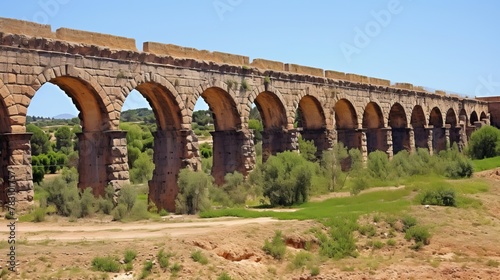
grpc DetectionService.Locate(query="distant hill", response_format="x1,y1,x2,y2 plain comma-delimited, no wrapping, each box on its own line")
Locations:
53,113,77,120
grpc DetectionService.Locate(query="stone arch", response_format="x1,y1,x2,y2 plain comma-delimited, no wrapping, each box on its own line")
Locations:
389,103,409,154
246,85,288,128
31,65,113,132
190,80,242,129
0,80,13,133
459,108,468,125
480,111,487,122
29,66,116,197
470,111,478,126
411,105,427,150
335,98,360,149
445,108,459,148
429,107,445,152
295,94,329,156
363,102,385,154
122,74,185,131
121,74,190,212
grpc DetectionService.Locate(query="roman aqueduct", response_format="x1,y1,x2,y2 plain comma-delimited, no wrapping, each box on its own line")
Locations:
0,18,496,211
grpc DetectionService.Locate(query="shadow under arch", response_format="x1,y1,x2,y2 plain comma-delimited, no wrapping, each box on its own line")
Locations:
429,107,445,152
389,103,409,154
362,102,385,154
296,95,329,156
334,98,360,150
411,105,428,150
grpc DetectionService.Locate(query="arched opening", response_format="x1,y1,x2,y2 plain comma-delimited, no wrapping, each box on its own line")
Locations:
429,107,445,152
362,102,385,154
296,95,328,157
334,99,360,150
0,88,12,208
27,77,110,196
196,86,243,185
388,103,409,154
470,111,479,126
411,105,427,150
124,81,185,212
480,111,488,122
253,91,287,162
445,108,459,148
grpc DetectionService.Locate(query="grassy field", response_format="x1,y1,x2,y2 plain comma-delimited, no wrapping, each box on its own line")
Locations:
472,156,500,171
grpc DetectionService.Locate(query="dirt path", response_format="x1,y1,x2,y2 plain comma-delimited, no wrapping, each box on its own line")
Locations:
0,217,283,242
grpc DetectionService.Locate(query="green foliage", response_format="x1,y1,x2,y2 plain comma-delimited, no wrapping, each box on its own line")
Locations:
191,250,208,265
118,185,137,211
139,260,154,279
248,118,263,142
130,153,154,184
54,126,74,154
298,137,317,162
473,155,500,171
401,215,417,232
310,266,320,276
27,124,51,156
358,224,376,237
439,144,474,178
387,239,397,246
348,148,363,173
91,256,121,272
157,248,171,269
350,175,368,195
404,225,431,247
262,230,286,260
321,142,349,191
417,187,456,207
367,151,389,179
317,216,358,259
291,251,313,269
222,171,248,206
260,151,315,206
199,142,213,158
240,79,249,90
175,169,212,214
128,200,150,221
80,188,97,217
372,240,385,249
192,110,214,127
31,155,46,183
467,125,500,159
218,272,233,280
123,249,137,264
170,263,182,274
112,204,128,221
32,207,46,222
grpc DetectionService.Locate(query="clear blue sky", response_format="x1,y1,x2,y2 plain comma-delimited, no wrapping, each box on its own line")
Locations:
2,1,499,117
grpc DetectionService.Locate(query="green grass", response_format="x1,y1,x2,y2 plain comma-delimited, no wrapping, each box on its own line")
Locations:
201,188,411,220
472,156,500,171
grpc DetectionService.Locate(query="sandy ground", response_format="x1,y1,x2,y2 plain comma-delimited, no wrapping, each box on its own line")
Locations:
1,170,500,279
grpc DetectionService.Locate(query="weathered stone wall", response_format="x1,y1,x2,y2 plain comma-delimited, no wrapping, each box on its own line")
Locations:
0,18,492,211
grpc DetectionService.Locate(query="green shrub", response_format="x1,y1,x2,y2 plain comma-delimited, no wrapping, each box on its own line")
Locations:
262,230,286,260
310,266,320,276
98,197,114,215
124,262,133,272
318,217,358,259
387,239,397,246
372,240,385,249
112,204,128,221
118,185,137,211
191,250,208,265
367,151,390,179
175,169,212,214
467,125,500,159
128,200,150,221
157,249,171,269
158,209,168,216
298,137,317,162
418,187,456,207
358,224,376,237
350,175,368,195
405,225,431,246
217,272,233,280
80,188,97,217
291,251,313,269
139,260,154,279
123,249,137,264
401,215,417,232
170,263,182,274
33,207,46,222
91,256,121,272
260,151,315,206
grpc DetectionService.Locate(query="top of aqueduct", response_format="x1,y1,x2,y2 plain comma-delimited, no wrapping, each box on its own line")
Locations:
0,17,483,101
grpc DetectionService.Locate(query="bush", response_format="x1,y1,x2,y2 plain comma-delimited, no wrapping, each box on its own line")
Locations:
33,207,46,222
175,169,212,214
157,248,171,269
260,151,315,206
263,230,286,260
118,185,137,211
321,142,348,191
112,204,128,221
140,260,154,279
91,256,121,272
467,125,500,159
318,217,358,259
298,137,317,162
218,272,233,280
291,251,313,269
418,187,456,207
358,224,376,237
367,151,390,179
80,188,97,217
401,215,417,232
123,249,137,264
387,239,397,246
405,225,431,246
130,153,154,184
191,250,208,265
